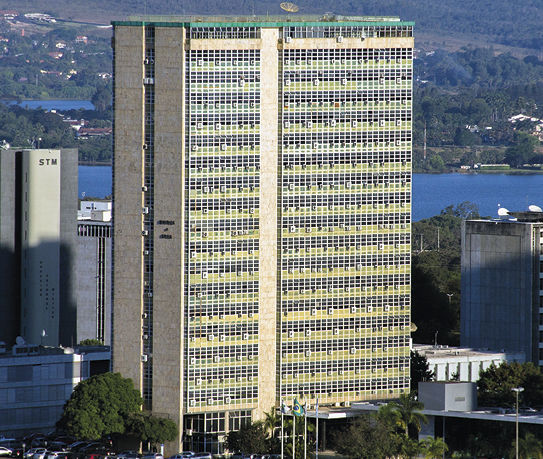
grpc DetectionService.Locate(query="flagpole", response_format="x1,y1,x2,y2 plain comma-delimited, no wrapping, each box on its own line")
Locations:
281,410,284,459
293,410,295,459
304,402,307,459
315,397,319,459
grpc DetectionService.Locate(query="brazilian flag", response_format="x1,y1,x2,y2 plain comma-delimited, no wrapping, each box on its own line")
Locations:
293,398,305,417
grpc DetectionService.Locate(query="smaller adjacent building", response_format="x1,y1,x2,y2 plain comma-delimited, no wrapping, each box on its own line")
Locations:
414,344,525,382
0,343,110,437
77,201,112,345
461,213,543,366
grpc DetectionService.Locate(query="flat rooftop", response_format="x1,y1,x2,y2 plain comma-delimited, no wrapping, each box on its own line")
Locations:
413,343,524,359
114,14,413,26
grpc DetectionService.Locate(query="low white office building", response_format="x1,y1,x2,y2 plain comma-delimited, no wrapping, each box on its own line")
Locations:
413,344,525,382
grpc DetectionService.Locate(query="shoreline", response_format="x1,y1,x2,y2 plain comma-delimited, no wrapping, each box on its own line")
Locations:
79,161,112,166
413,169,543,175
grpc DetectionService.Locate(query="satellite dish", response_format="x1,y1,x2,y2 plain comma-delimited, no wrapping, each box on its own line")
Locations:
41,330,46,337
497,207,509,216
529,205,543,212
280,2,299,12
15,336,26,346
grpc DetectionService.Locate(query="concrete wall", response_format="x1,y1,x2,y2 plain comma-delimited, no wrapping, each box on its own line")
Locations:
111,25,146,390
461,220,539,362
419,381,477,411
77,230,112,345
21,149,61,347
0,151,19,349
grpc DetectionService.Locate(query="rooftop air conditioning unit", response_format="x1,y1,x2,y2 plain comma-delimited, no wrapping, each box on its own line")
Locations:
285,36,292,43
337,36,343,43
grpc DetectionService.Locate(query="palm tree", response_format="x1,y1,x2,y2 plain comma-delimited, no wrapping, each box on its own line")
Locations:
263,406,280,438
389,391,428,436
510,432,543,459
376,402,402,434
396,434,426,459
424,437,448,459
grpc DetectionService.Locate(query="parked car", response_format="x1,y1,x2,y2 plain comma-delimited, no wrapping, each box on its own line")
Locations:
168,453,194,459
24,449,45,459
142,454,163,459
78,445,104,454
83,453,104,459
48,452,68,459
116,453,140,459
0,447,14,457
33,449,49,459
192,454,212,459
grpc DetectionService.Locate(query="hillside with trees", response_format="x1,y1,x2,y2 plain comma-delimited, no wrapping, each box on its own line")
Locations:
3,0,543,55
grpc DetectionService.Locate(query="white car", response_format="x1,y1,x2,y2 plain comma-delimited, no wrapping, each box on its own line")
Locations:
47,452,66,459
33,450,48,459
24,449,46,459
143,454,164,459
0,447,14,457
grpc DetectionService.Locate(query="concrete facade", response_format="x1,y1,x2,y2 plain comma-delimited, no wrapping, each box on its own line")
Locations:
112,16,413,454
461,218,543,365
418,381,477,412
0,149,78,349
77,220,112,345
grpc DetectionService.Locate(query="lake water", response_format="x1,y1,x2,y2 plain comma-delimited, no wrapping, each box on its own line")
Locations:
413,173,543,220
10,100,94,111
79,165,112,199
78,167,543,221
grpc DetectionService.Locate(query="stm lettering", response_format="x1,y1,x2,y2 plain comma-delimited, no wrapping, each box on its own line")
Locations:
38,159,58,165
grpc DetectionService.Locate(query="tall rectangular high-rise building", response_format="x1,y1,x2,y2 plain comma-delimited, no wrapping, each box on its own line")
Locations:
0,148,78,349
112,15,413,453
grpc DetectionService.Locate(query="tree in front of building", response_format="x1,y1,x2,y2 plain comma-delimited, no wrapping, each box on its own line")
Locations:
331,415,397,459
509,432,543,459
388,392,428,437
78,338,103,346
478,361,543,407
424,437,449,459
224,420,268,454
57,372,178,446
411,350,435,391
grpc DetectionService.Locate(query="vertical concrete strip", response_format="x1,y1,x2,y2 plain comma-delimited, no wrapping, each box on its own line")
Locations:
256,27,279,419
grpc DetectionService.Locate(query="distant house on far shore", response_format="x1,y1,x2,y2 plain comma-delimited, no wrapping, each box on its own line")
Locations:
0,10,18,19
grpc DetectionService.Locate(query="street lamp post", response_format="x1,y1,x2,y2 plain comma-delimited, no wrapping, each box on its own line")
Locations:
512,387,524,459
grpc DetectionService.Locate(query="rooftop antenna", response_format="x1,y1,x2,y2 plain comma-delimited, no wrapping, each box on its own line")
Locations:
280,2,299,13
498,206,509,218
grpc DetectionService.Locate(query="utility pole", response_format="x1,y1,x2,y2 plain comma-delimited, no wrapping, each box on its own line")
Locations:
423,121,427,161
512,387,524,459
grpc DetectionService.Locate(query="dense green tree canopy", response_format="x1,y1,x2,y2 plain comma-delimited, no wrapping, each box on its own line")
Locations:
225,420,269,454
57,372,143,439
78,338,103,346
332,415,396,459
57,372,178,446
127,413,178,445
478,362,543,407
411,203,482,344
410,351,435,392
